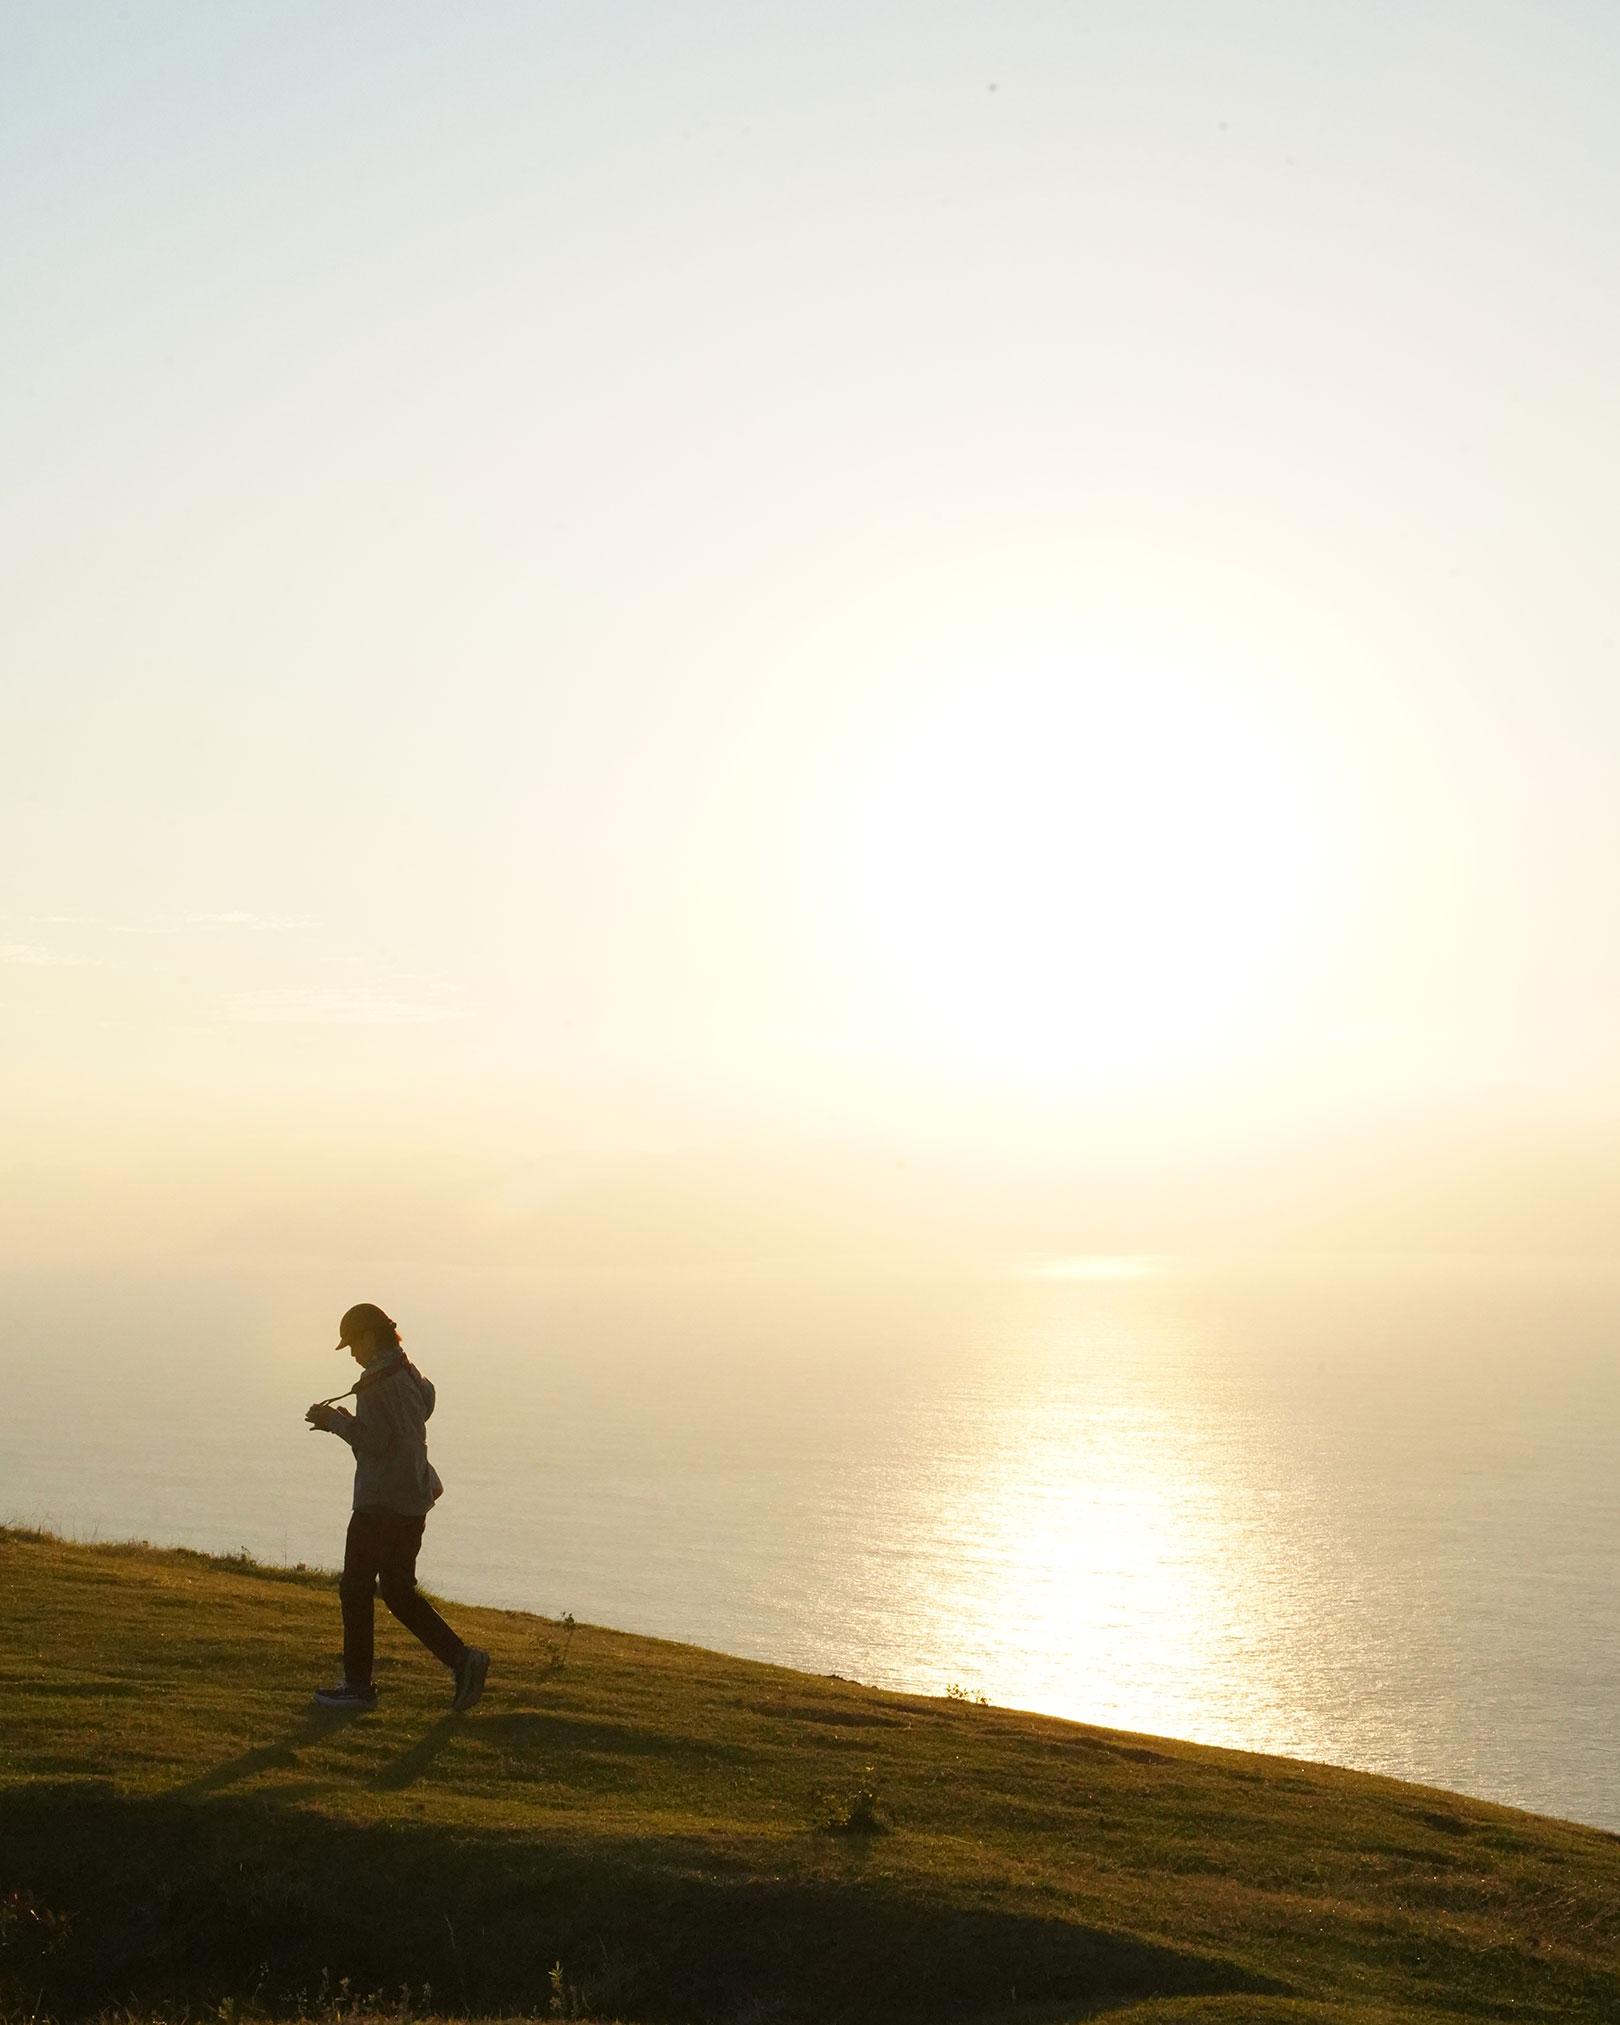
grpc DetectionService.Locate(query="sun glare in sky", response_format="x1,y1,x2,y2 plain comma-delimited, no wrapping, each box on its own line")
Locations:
828,640,1329,1080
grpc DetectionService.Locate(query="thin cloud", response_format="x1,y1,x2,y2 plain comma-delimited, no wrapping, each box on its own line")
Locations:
1,943,94,967
117,912,311,935
224,988,452,1026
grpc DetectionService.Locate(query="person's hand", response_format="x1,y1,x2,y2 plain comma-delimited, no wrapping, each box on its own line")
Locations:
306,1402,340,1430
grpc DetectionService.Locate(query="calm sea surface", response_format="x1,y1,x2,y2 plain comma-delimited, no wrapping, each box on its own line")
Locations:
4,1259,1618,1829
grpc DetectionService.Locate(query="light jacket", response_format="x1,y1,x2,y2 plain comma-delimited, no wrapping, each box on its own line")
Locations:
327,1349,445,1516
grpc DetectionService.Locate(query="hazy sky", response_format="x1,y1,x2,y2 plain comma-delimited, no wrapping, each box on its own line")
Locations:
4,1,1619,1272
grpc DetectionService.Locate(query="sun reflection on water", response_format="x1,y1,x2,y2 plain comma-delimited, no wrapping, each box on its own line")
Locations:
801,1306,1297,1747
769,1272,1604,1807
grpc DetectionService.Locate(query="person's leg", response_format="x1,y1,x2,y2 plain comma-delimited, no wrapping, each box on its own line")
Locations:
339,1509,387,1687
374,1511,468,1670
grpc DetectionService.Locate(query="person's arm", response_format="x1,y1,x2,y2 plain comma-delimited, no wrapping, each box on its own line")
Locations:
343,1377,399,1456
305,1396,392,1453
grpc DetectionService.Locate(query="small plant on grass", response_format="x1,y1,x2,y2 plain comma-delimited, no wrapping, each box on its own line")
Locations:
549,1956,584,2018
312,1968,356,2022
820,1784,888,1835
545,1610,578,1671
945,1681,989,1705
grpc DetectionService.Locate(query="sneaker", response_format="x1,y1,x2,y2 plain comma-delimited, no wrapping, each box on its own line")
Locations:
452,1646,489,1712
313,1679,378,1711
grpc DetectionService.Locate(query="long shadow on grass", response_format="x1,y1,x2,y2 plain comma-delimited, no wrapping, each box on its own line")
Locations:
474,1708,758,1763
170,1706,366,1797
370,1713,459,1791
367,1706,745,1795
0,1785,1283,2025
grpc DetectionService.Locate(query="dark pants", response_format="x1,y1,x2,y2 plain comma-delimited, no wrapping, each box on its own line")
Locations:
340,1507,466,1687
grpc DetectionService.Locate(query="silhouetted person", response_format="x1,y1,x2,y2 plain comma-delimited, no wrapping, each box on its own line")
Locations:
305,1302,488,1712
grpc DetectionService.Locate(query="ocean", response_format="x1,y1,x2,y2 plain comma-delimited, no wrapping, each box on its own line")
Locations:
4,1257,1618,1830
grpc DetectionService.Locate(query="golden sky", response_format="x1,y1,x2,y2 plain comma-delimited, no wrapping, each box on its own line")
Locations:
4,3,1619,1273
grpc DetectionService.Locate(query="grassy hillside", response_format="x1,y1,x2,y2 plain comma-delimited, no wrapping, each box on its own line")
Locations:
1,1529,1617,2024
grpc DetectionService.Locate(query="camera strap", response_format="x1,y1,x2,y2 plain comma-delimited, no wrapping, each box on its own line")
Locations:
314,1351,406,1411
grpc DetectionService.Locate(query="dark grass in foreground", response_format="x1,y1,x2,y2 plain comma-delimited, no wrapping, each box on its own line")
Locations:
1,1532,1617,2024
